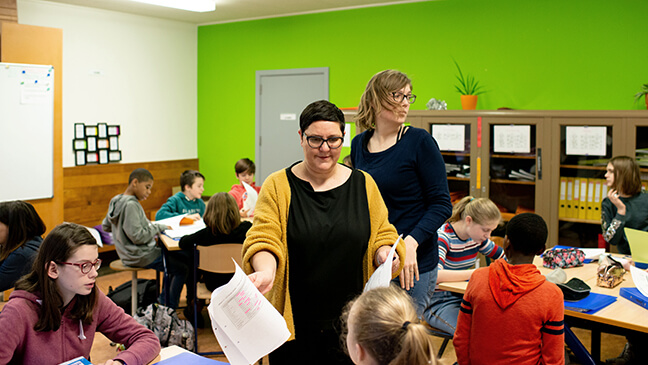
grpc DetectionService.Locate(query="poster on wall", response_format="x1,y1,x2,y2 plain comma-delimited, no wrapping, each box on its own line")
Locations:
431,124,466,152
73,123,122,166
493,125,531,153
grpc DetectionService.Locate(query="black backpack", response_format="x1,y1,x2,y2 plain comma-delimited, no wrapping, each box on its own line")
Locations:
107,279,158,315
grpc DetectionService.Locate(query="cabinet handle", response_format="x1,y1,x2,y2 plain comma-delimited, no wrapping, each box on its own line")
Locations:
537,148,542,180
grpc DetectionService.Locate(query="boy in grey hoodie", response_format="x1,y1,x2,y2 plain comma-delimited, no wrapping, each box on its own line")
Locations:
103,168,189,309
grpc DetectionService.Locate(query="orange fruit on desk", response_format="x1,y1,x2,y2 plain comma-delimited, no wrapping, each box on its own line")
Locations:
179,217,194,225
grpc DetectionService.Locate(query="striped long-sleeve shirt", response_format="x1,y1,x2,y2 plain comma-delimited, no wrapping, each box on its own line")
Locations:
437,222,505,270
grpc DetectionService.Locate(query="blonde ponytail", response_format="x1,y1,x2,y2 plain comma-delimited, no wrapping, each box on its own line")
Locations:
448,196,501,225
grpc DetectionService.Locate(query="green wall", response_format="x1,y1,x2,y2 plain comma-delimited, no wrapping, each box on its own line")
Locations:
197,0,648,194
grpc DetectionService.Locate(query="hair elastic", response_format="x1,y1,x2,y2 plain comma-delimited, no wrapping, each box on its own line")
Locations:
401,321,411,331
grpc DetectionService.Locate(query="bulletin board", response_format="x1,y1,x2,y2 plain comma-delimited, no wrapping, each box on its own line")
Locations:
0,63,54,201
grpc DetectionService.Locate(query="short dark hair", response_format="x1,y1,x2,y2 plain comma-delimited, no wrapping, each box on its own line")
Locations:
235,158,256,175
180,170,205,191
506,213,548,256
128,168,154,184
299,100,345,133
0,201,46,261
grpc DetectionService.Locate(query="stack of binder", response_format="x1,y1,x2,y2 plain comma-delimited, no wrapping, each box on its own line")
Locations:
558,177,607,221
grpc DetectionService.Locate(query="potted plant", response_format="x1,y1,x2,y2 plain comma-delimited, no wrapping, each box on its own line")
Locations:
635,83,648,110
454,60,484,110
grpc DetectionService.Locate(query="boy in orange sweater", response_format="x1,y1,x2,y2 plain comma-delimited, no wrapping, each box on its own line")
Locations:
454,213,564,365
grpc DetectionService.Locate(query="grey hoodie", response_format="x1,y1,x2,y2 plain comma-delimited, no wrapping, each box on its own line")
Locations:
102,194,166,267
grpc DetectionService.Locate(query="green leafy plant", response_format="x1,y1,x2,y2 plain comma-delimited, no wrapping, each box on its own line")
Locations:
453,60,484,95
634,83,648,102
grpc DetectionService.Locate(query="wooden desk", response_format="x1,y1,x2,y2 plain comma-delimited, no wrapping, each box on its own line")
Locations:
438,256,648,364
159,234,181,251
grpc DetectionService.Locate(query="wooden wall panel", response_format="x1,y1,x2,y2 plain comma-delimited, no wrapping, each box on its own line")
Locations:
0,0,17,23
1,22,63,234
63,159,199,228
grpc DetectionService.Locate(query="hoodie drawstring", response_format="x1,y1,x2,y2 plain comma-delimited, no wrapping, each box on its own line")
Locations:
78,319,87,340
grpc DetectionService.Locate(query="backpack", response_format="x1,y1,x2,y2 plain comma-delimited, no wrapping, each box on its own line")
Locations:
134,303,195,352
107,279,158,315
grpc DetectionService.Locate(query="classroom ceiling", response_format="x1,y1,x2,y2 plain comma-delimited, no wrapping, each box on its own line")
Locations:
43,0,430,25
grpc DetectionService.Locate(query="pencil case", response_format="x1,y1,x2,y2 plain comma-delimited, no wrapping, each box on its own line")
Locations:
597,255,625,288
543,248,585,269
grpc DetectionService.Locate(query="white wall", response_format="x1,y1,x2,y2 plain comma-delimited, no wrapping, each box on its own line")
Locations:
17,0,197,167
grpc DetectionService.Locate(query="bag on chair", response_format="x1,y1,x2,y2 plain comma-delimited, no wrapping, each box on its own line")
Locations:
134,303,195,351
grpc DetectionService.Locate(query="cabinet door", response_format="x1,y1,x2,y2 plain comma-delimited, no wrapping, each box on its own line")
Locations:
551,118,624,248
482,117,547,225
416,116,480,202
627,119,648,188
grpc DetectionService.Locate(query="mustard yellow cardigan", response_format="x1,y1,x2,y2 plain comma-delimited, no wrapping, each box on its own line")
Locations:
242,168,404,340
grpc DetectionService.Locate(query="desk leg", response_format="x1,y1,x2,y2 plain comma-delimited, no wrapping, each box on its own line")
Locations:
161,245,170,307
591,329,601,364
565,325,595,365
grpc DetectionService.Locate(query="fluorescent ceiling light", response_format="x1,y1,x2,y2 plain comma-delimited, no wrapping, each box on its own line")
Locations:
129,0,216,12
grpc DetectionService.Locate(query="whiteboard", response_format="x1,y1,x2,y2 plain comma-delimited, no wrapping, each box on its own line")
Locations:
0,63,54,201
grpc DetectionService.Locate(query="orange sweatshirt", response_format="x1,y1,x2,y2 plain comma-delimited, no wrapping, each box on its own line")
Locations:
454,259,564,365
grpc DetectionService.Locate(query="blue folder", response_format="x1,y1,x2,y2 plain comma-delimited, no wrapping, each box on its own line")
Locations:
564,292,617,314
619,287,648,310
154,352,228,365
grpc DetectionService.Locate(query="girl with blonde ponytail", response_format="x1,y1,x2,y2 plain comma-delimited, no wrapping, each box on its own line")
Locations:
342,284,437,365
427,196,504,335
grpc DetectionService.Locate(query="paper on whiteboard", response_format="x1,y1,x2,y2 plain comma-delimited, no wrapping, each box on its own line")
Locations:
630,265,648,298
565,126,607,156
154,214,206,239
242,181,258,215
207,261,290,365
364,235,401,292
493,125,531,153
432,124,465,151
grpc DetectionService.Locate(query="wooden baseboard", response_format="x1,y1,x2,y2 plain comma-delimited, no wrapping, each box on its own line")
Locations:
63,159,199,227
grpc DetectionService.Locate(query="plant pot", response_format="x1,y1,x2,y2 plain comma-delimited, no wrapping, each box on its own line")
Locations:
461,95,478,110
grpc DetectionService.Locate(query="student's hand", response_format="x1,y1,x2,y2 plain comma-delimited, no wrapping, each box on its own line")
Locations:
399,235,419,291
165,225,173,230
375,246,401,275
240,208,250,218
187,213,201,221
607,189,626,215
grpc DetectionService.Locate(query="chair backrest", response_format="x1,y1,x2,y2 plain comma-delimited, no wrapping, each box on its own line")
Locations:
197,244,244,274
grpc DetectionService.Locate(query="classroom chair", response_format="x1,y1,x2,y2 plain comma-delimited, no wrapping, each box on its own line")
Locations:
423,321,453,358
192,243,243,356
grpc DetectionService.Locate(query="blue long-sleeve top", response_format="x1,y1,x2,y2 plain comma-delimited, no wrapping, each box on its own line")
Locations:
351,127,452,273
0,236,42,291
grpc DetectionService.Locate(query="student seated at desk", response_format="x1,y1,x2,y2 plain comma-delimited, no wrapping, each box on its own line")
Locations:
428,196,505,335
179,193,252,326
454,213,564,365
228,158,261,218
155,170,206,221
0,223,160,365
0,201,46,292
102,168,190,309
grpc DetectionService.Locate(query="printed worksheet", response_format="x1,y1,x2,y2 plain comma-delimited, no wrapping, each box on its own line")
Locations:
241,181,258,216
207,261,290,365
154,214,206,239
364,235,401,292
630,265,648,298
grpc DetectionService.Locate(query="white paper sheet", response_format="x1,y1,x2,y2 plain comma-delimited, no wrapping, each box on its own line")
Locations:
431,124,465,152
207,261,290,365
493,125,531,153
154,214,206,239
242,181,258,216
630,265,648,298
580,248,606,260
364,235,401,292
565,126,607,156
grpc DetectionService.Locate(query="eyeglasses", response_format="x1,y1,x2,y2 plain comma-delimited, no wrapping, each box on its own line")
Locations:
391,92,417,104
57,258,102,274
304,133,344,149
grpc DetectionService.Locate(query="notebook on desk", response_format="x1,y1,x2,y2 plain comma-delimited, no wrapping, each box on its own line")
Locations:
624,227,648,269
564,292,617,314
